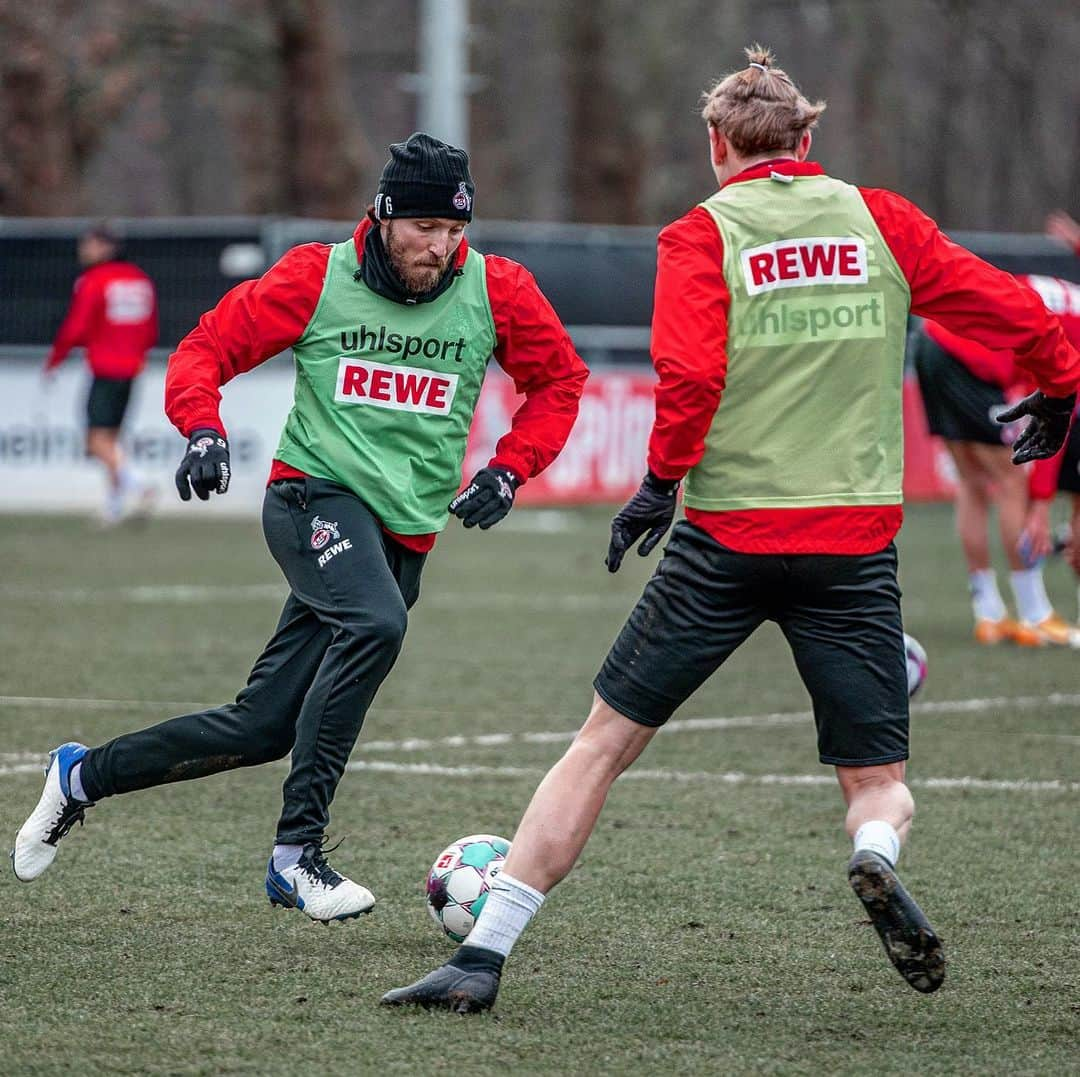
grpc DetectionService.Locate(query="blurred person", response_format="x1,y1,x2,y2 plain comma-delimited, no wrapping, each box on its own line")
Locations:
911,318,1075,645
1045,210,1080,257
384,46,1080,1012
13,134,589,923
44,224,158,524
1020,274,1080,629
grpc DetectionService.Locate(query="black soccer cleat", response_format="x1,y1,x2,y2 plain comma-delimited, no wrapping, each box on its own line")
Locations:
848,849,945,994
381,947,503,1013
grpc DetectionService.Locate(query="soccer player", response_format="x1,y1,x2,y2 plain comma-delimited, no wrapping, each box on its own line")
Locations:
1020,274,1080,627
384,47,1080,1011
911,318,1076,645
12,134,589,923
1045,210,1080,257
44,224,158,524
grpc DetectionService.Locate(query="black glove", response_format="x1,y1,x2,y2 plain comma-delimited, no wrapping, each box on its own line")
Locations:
449,466,520,529
996,390,1076,464
606,471,679,573
175,428,231,502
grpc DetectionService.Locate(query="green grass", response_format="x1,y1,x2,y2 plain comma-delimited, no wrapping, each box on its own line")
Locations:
0,504,1077,1075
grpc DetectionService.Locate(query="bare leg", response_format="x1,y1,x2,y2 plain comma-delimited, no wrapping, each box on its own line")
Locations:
839,760,944,992
501,693,659,893
836,761,913,845
86,427,123,491
944,441,992,572
970,441,1028,571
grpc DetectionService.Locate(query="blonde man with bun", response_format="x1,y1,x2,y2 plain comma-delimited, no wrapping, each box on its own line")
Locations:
385,48,1080,1012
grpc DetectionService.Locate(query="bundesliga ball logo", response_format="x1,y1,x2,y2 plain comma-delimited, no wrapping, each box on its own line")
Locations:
426,833,510,942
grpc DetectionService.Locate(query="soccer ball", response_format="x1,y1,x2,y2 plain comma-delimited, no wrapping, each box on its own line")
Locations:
426,833,511,943
904,632,928,698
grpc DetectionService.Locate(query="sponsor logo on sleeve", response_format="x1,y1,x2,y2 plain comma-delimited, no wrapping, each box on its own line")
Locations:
740,236,868,296
334,357,458,416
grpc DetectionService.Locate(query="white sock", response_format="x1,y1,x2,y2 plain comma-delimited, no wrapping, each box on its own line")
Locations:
69,761,89,803
1010,568,1053,624
272,844,304,870
969,569,1006,621
117,466,141,494
854,820,900,868
103,488,125,522
464,872,545,958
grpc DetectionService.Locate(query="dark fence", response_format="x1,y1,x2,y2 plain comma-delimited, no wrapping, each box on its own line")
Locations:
2,216,1077,358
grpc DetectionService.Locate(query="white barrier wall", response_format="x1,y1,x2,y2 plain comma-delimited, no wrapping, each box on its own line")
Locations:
0,358,296,516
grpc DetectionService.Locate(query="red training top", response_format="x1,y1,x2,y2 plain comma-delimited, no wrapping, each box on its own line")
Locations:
647,159,1080,554
165,219,588,552
46,261,158,379
1015,275,1080,499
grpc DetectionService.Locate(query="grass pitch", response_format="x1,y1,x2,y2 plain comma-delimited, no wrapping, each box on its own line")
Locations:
0,504,1077,1075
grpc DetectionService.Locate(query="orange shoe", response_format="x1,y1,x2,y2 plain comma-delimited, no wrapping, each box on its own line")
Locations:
974,617,1018,645
1014,613,1080,647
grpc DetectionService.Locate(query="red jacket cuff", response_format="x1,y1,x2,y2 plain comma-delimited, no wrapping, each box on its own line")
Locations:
186,417,228,439
489,456,527,486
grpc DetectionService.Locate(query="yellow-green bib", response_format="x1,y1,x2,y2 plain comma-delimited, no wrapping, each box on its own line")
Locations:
685,173,911,512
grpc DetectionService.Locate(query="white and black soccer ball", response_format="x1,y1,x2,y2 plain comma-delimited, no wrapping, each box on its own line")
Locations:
426,833,511,943
904,632,928,699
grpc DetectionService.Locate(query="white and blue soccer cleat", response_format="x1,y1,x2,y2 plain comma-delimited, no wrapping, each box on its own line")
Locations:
12,742,93,882
265,841,375,923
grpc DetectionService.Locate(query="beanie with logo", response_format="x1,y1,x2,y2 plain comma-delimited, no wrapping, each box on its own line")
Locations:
374,132,474,222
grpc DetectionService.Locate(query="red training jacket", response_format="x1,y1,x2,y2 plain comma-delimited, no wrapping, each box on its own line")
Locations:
647,159,1080,554
165,219,588,551
46,261,158,379
1016,275,1080,499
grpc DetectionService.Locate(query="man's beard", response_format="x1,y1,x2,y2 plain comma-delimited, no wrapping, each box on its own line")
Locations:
385,227,451,294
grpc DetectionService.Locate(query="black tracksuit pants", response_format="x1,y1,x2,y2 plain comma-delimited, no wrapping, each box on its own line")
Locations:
80,477,426,844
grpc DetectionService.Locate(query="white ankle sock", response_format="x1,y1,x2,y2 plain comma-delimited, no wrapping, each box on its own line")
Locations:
272,844,304,870
969,569,1006,622
69,761,88,803
854,820,900,868
1010,568,1052,624
464,872,545,958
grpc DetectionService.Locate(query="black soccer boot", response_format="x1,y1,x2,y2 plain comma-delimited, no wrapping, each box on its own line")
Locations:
380,945,504,1013
848,849,945,994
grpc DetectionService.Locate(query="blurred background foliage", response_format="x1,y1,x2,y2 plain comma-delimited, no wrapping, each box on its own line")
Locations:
0,0,1077,228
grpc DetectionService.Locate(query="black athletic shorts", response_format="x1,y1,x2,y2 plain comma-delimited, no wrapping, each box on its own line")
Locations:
86,376,134,430
1057,419,1080,495
912,330,1006,445
594,522,909,767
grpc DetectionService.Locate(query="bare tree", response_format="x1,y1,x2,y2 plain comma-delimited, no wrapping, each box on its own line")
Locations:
0,2,140,214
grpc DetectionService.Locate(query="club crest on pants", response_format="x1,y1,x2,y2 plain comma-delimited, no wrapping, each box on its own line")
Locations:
310,515,341,550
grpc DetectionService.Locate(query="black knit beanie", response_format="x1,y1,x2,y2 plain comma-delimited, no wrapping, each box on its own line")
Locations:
374,132,474,222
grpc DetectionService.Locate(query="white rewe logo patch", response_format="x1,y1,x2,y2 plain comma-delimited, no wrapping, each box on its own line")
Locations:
334,358,458,416
740,236,868,296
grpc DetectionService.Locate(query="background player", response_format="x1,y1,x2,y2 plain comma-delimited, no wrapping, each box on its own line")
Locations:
911,318,1075,645
384,46,1080,1012
13,135,589,924
44,224,158,524
1020,274,1080,627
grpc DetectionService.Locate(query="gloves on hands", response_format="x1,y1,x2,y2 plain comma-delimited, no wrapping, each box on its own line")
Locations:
449,466,520,529
606,471,679,573
175,428,231,502
997,390,1076,464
